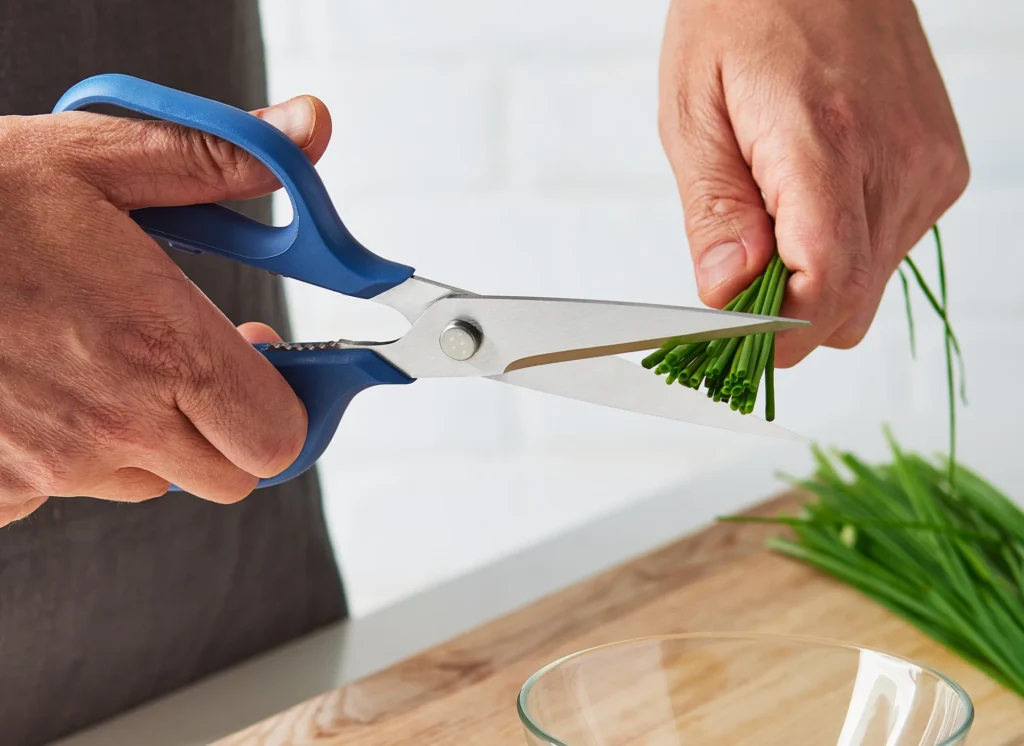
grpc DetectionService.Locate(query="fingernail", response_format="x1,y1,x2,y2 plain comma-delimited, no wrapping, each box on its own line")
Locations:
698,241,746,292
259,97,315,146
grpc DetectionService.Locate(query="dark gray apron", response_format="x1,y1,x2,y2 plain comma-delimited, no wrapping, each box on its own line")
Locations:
0,3,347,744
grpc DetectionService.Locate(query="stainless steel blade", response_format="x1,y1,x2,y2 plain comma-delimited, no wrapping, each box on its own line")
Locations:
371,275,464,323
377,295,808,379
492,355,805,441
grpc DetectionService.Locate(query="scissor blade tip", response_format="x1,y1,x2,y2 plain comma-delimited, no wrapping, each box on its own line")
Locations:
771,424,809,442
723,417,807,441
781,317,812,328
746,315,810,328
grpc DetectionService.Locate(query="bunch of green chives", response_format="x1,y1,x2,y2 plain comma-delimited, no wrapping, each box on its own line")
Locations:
724,435,1024,699
641,253,789,421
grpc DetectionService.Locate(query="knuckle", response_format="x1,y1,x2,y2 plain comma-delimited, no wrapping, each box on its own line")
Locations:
0,425,65,497
249,417,305,475
0,471,37,505
827,318,872,350
186,129,250,191
792,231,873,314
27,459,74,497
0,432,77,497
110,314,198,383
948,158,970,203
173,347,239,426
172,357,303,476
75,405,135,450
898,125,970,207
660,69,717,152
826,333,863,351
145,480,172,500
686,189,740,236
899,130,930,179
0,496,47,526
705,193,753,221
209,474,259,505
683,183,762,247
218,488,254,506
56,115,146,199
122,482,171,503
2,416,130,498
811,89,861,155
830,251,873,308
936,139,970,203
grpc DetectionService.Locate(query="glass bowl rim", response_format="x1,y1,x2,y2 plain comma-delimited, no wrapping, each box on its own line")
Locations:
517,631,974,746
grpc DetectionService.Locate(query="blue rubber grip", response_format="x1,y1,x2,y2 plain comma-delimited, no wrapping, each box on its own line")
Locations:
170,348,413,491
52,73,414,299
51,74,418,488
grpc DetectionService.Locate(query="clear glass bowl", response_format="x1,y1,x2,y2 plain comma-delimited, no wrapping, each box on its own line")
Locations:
518,633,973,745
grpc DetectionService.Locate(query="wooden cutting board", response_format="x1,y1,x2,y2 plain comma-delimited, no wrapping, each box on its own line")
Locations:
215,493,1024,745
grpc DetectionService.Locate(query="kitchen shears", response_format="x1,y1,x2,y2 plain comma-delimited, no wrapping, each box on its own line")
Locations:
53,74,808,489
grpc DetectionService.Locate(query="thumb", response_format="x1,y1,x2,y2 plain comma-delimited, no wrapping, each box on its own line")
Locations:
65,95,332,209
237,322,285,345
661,95,775,307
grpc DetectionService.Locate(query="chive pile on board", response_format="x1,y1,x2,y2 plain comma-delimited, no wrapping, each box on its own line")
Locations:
642,253,789,421
729,434,1024,698
720,227,1024,697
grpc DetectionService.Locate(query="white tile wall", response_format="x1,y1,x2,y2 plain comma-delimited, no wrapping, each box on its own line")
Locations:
505,60,670,189
257,0,1024,616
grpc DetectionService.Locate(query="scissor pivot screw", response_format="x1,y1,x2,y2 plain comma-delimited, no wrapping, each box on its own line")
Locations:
439,320,480,362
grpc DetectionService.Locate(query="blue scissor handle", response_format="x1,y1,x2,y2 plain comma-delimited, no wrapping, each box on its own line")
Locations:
52,73,415,299
52,74,418,489
164,348,411,491
244,348,413,488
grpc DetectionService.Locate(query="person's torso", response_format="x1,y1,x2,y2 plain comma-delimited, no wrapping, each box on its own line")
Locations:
0,3,346,744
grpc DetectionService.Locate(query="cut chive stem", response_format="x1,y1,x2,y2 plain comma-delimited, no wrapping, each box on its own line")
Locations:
681,351,708,379
678,345,706,370
709,335,744,381
705,337,728,359
648,251,789,418
665,342,699,365
689,355,714,388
